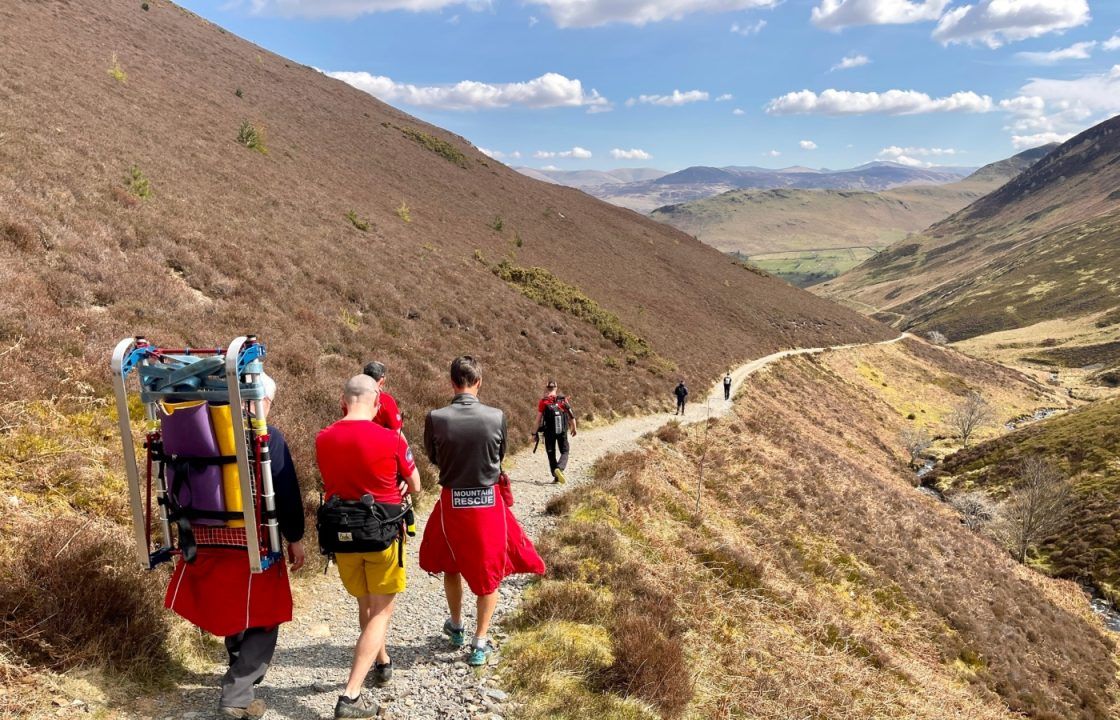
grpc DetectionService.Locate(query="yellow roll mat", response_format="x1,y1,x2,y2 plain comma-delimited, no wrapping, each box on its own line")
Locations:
209,403,245,528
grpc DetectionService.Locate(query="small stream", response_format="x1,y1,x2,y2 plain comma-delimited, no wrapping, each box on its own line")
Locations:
1089,595,1120,632
1004,407,1062,431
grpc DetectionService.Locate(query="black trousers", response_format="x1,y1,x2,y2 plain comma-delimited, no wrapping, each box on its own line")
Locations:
724,384,731,400
544,432,569,474
676,396,686,414
221,626,278,709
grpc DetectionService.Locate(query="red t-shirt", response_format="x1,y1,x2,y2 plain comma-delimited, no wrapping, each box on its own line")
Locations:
375,392,403,431
316,419,416,503
538,396,572,414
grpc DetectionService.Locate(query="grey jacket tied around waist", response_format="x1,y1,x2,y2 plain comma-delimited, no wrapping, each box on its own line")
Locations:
424,393,507,489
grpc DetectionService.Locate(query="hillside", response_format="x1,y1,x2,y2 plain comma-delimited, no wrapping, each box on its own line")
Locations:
816,116,1120,342
507,339,1117,720
935,398,1120,604
650,146,1054,287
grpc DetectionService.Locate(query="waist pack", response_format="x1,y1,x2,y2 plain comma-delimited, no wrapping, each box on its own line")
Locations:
317,497,406,556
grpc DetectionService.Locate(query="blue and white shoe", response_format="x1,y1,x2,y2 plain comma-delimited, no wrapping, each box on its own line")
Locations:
443,618,466,648
467,638,494,667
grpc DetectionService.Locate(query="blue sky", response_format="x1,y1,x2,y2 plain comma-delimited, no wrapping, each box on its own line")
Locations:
181,0,1120,171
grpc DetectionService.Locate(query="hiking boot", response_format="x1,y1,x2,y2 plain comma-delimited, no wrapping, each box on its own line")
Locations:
219,699,267,719
334,691,379,719
443,618,466,648
467,639,494,667
373,659,393,687
552,468,566,484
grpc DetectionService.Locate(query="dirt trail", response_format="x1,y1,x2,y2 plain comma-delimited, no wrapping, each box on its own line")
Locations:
143,334,906,720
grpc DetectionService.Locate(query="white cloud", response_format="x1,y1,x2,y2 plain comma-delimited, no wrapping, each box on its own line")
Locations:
1016,40,1095,64
766,88,993,115
610,148,653,160
800,140,818,150
716,93,734,101
478,148,521,159
876,145,960,166
249,0,488,16
626,89,710,107
1011,131,1075,148
732,108,746,115
811,0,948,30
534,146,594,159
831,54,871,71
731,19,767,35
764,150,782,157
1103,34,1120,51
540,164,561,171
523,0,780,28
528,14,539,25
933,0,1090,48
326,70,610,112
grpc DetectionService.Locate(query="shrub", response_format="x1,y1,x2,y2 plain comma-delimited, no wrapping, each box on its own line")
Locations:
514,230,523,248
399,127,468,168
396,202,411,223
927,330,948,346
234,87,243,98
346,210,370,232
656,421,683,444
236,120,267,154
490,216,504,232
107,53,127,84
125,165,152,199
141,1,149,9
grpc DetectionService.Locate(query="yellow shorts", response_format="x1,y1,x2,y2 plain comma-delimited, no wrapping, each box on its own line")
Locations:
335,542,406,597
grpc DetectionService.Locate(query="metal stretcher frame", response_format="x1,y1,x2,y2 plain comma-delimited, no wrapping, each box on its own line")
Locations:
110,335,280,573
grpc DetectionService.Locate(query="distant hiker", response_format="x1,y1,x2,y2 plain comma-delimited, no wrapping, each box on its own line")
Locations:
164,373,306,720
534,379,577,484
317,375,422,719
674,379,689,415
362,360,403,431
419,356,545,666
723,371,733,401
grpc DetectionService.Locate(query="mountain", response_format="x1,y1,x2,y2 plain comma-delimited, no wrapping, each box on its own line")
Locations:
590,161,975,213
512,167,668,188
816,115,1120,342
650,147,1052,286
0,0,891,697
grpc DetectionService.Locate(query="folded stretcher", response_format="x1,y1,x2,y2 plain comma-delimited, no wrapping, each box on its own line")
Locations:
110,335,281,574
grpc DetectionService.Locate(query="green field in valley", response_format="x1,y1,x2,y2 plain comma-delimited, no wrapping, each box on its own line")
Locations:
745,246,883,287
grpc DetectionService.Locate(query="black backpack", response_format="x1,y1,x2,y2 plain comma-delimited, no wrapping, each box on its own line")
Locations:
541,396,571,437
317,496,407,560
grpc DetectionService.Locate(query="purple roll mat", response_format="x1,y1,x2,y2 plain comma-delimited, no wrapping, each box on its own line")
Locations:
159,401,227,526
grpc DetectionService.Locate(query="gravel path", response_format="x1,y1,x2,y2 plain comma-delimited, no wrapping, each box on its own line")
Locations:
141,335,905,720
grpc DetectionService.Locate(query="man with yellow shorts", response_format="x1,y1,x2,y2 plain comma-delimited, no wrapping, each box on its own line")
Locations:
317,375,421,719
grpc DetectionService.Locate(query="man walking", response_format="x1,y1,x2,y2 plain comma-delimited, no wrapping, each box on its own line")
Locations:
419,356,545,666
674,379,689,415
317,375,422,719
165,374,305,720
362,360,403,431
723,371,732,401
534,379,577,484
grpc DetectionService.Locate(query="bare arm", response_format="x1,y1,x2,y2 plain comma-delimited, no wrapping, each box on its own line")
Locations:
403,467,422,496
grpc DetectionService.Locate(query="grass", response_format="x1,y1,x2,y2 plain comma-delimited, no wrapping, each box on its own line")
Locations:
396,201,411,223
490,215,503,232
236,119,266,154
492,259,654,359
107,53,127,83
345,210,370,232
126,165,152,200
398,126,468,168
748,247,881,288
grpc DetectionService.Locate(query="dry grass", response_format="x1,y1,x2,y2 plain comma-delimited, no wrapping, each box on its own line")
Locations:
506,341,1119,719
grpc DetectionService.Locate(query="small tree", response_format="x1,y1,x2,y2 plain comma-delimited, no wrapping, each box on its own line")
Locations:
900,427,932,467
946,391,992,447
927,330,948,346
950,491,996,531
996,457,1073,563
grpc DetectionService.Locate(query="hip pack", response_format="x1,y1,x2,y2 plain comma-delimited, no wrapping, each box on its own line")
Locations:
317,497,406,556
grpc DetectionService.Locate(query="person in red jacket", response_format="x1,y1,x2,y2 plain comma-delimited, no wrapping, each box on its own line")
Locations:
363,360,403,431
419,356,545,666
533,380,577,484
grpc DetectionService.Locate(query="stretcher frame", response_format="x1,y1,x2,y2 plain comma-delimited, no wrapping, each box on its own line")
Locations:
110,335,281,573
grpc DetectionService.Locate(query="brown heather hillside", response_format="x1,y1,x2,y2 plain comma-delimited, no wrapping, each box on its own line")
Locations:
0,0,889,473
508,340,1117,720
816,116,1119,341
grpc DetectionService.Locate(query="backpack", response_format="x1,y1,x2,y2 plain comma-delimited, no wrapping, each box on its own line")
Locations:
541,396,571,437
317,496,407,561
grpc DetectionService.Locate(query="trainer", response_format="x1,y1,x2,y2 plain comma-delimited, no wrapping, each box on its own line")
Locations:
419,356,545,666
317,375,421,719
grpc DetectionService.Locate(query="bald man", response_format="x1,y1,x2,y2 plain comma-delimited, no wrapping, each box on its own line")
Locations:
317,375,421,719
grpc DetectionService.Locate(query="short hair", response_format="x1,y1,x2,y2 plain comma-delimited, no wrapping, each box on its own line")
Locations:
259,372,277,400
362,361,386,381
450,355,482,388
546,379,557,389
343,374,380,405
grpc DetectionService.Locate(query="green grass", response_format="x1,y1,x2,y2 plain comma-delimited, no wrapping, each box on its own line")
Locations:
125,165,151,200
748,247,881,287
345,210,370,232
107,53,127,84
396,202,411,223
236,120,267,154
492,259,653,358
398,126,468,168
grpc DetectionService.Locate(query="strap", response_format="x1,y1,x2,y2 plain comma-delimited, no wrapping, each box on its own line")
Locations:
151,451,237,467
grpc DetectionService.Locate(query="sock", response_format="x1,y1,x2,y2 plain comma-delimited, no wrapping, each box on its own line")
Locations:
472,635,489,649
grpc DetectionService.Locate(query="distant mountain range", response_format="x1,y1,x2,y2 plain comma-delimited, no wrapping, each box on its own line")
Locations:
517,161,977,213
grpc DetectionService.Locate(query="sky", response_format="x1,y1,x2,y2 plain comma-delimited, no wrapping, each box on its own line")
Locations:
179,0,1120,172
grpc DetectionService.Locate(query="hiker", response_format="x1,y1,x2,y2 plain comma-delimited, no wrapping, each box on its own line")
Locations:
164,373,306,720
419,356,545,665
534,379,577,484
362,360,403,431
317,375,422,719
723,371,732,401
674,379,689,415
